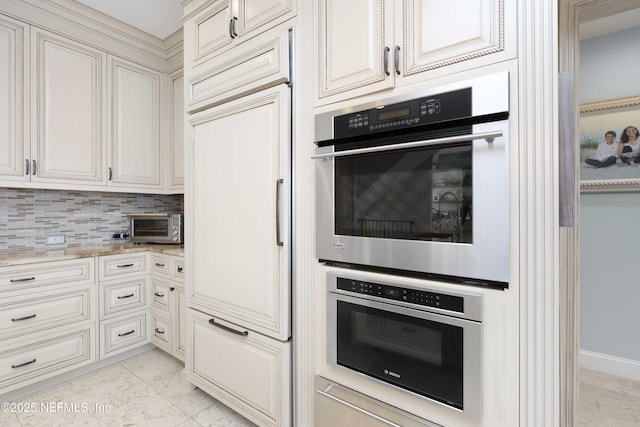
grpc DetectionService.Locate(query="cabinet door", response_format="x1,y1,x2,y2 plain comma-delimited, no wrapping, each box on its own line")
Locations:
168,71,184,191
184,0,233,70
317,0,394,102
0,15,28,181
237,0,294,37
31,28,105,183
108,56,161,189
187,308,291,426
173,285,186,360
400,0,510,81
188,85,290,341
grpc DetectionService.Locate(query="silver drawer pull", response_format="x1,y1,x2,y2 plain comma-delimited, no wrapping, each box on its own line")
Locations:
208,318,248,337
155,328,165,334
10,277,35,283
117,293,135,299
12,358,36,369
154,292,165,297
11,314,36,322
116,263,134,268
118,330,135,337
154,262,165,267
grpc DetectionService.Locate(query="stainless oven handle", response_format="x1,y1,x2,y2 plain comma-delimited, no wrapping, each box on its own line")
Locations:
311,130,503,160
316,387,403,427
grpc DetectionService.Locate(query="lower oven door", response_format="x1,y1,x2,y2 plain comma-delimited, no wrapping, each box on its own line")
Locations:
327,291,482,420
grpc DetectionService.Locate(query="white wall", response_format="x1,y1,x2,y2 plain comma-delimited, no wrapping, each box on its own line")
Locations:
579,25,640,374
580,26,640,103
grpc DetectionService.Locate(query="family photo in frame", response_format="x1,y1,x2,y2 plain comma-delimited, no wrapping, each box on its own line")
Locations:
580,95,640,192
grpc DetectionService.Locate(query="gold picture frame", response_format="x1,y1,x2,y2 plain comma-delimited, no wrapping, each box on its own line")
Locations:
580,95,640,193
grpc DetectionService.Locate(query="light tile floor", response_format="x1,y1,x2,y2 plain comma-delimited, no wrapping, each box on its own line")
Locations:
4,351,639,426
578,368,640,426
0,348,256,427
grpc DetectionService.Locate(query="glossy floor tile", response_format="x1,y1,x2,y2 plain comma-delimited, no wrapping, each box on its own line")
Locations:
0,349,256,427
578,368,640,426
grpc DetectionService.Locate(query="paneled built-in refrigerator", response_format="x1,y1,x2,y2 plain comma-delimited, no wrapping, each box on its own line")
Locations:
185,79,292,427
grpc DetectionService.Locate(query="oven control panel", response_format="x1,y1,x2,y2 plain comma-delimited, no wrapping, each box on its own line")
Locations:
336,277,464,313
333,87,472,139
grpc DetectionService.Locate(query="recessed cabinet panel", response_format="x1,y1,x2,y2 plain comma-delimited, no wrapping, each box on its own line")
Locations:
0,326,94,392
187,25,290,112
318,0,514,104
108,57,161,188
100,311,149,358
0,287,93,340
32,28,105,183
190,1,233,66
169,72,185,190
0,16,28,180
402,0,505,76
101,278,147,318
188,309,291,426
189,85,291,340
241,0,294,35
98,253,148,281
0,258,95,294
318,0,393,100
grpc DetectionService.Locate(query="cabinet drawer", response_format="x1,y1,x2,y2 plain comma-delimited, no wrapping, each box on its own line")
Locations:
150,254,172,277
0,326,94,392
98,253,148,281
188,309,291,426
151,312,171,350
100,312,149,359
151,278,170,312
173,258,185,281
0,287,94,340
0,258,95,294
101,278,148,318
186,25,290,112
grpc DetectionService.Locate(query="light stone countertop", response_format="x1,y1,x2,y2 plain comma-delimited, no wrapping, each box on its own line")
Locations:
0,243,184,267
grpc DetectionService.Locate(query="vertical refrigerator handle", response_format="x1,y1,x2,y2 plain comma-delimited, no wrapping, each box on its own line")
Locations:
276,179,284,246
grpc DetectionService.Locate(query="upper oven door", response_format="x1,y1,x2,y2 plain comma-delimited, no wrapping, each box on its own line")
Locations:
315,123,510,285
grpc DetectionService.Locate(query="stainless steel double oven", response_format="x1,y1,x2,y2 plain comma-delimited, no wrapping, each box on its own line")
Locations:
314,72,511,286
314,72,512,422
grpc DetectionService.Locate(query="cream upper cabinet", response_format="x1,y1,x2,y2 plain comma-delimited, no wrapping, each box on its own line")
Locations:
31,28,106,183
184,0,295,72
167,70,184,192
107,56,162,189
317,0,515,104
0,15,28,181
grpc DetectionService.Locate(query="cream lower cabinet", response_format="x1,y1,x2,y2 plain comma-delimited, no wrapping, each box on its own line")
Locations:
150,253,185,361
0,258,97,394
317,0,515,104
97,253,150,359
187,309,291,427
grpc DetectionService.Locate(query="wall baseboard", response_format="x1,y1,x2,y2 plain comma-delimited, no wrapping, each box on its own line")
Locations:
580,349,640,381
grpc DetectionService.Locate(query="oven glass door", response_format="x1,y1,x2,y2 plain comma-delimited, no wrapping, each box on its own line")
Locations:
335,139,472,243
132,218,169,238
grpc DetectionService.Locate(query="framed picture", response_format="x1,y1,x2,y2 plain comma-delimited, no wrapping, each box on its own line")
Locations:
580,95,640,193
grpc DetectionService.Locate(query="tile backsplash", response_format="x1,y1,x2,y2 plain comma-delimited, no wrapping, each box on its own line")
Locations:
1,188,184,252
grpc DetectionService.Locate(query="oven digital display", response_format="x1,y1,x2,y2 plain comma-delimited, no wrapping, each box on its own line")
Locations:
377,107,410,121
